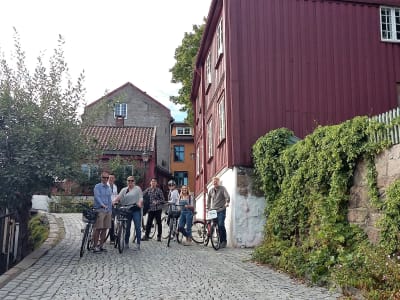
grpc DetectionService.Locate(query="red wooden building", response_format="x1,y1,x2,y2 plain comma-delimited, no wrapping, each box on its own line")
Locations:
191,0,400,247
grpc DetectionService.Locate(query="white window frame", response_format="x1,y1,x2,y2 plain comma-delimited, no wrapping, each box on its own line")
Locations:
216,19,224,56
380,6,400,42
114,103,128,119
207,119,213,158
218,96,226,142
176,127,192,135
196,145,200,176
206,52,212,85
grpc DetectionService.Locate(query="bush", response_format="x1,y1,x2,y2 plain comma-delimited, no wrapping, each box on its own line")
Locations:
28,214,49,250
252,116,400,297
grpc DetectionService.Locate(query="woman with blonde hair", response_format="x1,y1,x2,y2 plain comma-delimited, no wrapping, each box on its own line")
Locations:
178,185,194,245
113,176,143,250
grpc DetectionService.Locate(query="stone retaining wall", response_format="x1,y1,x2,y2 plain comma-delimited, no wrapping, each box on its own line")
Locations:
349,144,400,243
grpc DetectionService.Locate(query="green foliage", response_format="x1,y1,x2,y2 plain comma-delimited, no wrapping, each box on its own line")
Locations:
252,128,296,212
28,214,49,250
0,30,90,209
108,155,143,189
170,23,205,124
331,242,400,299
378,179,400,253
252,115,400,295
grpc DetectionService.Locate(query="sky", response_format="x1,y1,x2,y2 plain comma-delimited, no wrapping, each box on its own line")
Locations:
0,0,212,121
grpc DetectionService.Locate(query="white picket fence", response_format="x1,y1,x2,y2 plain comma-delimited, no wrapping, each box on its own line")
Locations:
370,107,400,145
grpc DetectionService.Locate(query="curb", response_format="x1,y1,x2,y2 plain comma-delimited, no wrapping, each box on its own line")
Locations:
0,212,62,289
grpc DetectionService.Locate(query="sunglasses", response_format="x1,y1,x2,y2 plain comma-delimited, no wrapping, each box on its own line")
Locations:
102,176,109,179
127,180,135,182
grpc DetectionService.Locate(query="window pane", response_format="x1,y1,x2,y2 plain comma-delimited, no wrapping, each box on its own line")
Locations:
218,98,226,141
174,145,185,162
174,171,188,187
115,103,127,118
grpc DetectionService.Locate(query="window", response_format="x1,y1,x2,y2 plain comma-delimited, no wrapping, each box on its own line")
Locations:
196,145,200,176
206,52,212,86
81,164,99,180
174,171,188,187
218,96,226,142
114,103,127,118
176,127,192,135
124,165,134,177
174,145,185,162
380,6,400,42
207,119,213,158
216,19,224,57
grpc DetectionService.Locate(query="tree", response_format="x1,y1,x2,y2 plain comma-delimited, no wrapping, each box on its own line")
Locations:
170,22,205,125
0,30,89,259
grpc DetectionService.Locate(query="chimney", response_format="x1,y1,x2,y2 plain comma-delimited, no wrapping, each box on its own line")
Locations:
116,116,124,127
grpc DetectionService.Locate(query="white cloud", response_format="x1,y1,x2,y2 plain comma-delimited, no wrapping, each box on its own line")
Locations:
0,0,211,121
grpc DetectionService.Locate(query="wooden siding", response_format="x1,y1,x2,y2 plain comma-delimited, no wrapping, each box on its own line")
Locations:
192,0,400,194
226,0,400,166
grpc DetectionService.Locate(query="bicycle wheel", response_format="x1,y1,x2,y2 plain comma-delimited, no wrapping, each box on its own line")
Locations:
203,222,210,246
118,223,126,253
192,220,206,244
167,218,175,247
176,219,182,244
87,223,94,251
80,224,89,257
161,216,169,239
149,218,157,239
114,222,120,249
210,223,221,250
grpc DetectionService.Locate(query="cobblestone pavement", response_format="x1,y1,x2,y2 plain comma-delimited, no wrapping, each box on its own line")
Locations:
0,214,342,300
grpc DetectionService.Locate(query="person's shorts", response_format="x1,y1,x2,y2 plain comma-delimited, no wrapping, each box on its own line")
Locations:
94,211,112,229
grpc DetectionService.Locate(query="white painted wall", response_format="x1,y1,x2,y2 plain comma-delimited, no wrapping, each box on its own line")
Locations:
194,167,266,248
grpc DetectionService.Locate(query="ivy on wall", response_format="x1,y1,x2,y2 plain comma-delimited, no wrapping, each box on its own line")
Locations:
252,116,400,297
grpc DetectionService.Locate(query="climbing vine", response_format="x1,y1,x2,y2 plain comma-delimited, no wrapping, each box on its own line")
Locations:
252,116,400,297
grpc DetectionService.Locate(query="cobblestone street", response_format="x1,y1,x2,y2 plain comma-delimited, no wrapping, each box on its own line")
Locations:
0,214,342,299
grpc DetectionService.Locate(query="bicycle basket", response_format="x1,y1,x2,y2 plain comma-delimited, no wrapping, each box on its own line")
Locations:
206,210,218,220
82,209,97,223
115,206,131,219
168,210,181,219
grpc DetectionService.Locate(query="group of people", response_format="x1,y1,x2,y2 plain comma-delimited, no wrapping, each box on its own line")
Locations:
91,170,230,252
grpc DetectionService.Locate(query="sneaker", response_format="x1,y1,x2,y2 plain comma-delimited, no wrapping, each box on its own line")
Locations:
125,241,130,249
133,244,140,251
141,236,149,241
220,241,227,248
93,247,101,253
157,237,161,242
100,247,107,252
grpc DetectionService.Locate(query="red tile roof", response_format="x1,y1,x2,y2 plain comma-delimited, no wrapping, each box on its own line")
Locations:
83,126,156,153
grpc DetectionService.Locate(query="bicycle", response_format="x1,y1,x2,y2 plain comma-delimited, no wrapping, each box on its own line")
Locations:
80,204,97,257
201,209,220,250
166,203,185,247
113,205,132,253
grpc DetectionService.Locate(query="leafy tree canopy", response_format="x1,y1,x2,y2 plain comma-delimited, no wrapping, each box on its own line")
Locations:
170,22,205,125
0,29,90,209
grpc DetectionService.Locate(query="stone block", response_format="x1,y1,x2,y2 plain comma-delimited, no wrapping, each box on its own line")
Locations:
376,176,389,189
349,187,369,208
347,209,368,223
375,152,388,177
352,160,368,187
387,159,400,178
366,227,381,245
368,212,382,226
